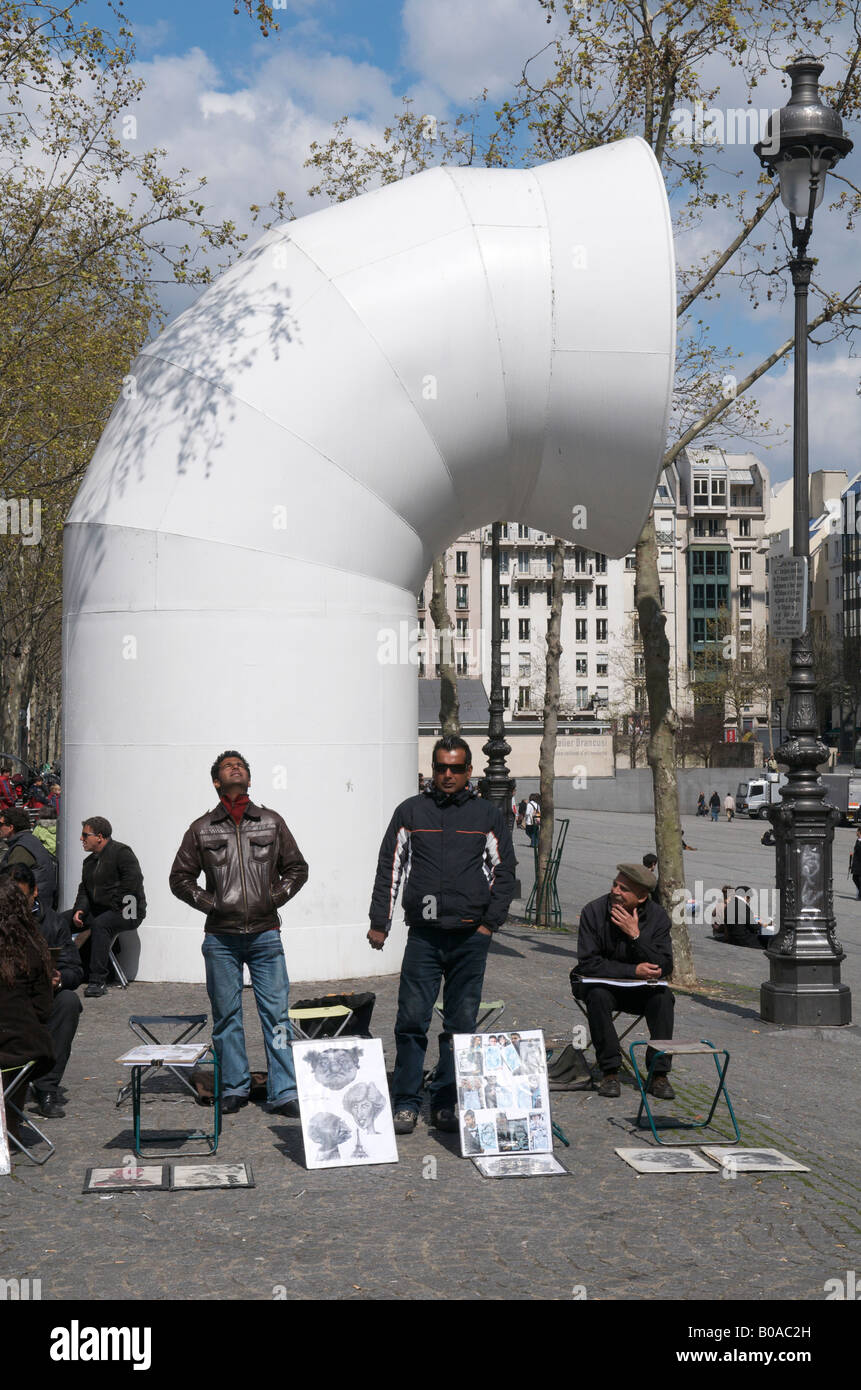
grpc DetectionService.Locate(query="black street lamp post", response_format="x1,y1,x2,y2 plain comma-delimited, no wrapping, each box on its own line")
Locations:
479,522,516,832
754,58,853,1025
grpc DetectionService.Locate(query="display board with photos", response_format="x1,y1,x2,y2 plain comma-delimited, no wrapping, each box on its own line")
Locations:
453,1029,552,1160
293,1037,398,1169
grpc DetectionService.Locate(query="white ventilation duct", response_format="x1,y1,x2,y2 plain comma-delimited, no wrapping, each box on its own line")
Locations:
63,136,675,983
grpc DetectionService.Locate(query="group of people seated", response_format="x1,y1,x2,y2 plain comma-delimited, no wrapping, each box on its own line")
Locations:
0,812,145,1130
0,765,61,817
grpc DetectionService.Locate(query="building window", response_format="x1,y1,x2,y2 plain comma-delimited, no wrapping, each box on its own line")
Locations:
500,619,509,641
499,584,509,607
518,686,531,710
625,553,636,569
456,653,468,674
739,652,751,672
738,517,751,537
634,654,645,677
633,616,640,641
575,584,587,607
576,655,588,676
659,585,665,608
739,586,751,610
501,655,510,678
518,524,530,539
692,583,704,608
693,476,709,504
498,551,509,574
739,619,752,645
499,523,508,539
417,589,425,608
576,686,589,709
456,617,469,636
596,618,608,642
596,685,608,704
502,685,509,706
519,619,530,640
596,657,608,676
574,549,588,573
596,585,607,607
518,586,530,607
545,548,553,572
519,655,531,677
418,657,426,676
594,553,607,573
418,617,426,633
456,584,468,609
634,686,645,709
738,551,752,572
576,618,587,642
517,549,529,573
693,617,705,643
545,582,553,604
455,550,467,575
711,476,726,507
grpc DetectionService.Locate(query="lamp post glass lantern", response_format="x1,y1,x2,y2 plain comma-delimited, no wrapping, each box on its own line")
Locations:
753,58,853,1025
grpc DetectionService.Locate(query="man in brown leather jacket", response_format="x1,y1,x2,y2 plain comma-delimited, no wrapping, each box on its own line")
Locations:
169,750,308,1116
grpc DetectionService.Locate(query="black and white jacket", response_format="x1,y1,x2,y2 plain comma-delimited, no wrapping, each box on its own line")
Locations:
368,785,516,935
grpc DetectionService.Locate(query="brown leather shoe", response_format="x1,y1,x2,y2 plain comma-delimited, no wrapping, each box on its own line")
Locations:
596,1071,621,1098
647,1073,676,1101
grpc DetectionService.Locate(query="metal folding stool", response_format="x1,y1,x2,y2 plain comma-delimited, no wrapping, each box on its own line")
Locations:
629,1037,741,1147
1,1062,55,1166
127,1044,220,1159
288,1004,354,1041
116,1014,208,1106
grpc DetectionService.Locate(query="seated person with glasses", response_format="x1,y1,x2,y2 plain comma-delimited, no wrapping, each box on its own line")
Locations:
71,817,146,998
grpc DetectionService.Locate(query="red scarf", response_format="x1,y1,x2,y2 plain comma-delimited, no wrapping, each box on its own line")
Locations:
220,793,250,824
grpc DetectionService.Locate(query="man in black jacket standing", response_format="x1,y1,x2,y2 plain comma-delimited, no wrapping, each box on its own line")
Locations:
367,736,516,1135
9,862,83,1118
571,864,675,1099
71,816,146,998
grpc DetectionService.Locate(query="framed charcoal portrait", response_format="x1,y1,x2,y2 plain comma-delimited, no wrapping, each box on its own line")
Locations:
169,1162,255,1191
294,1037,398,1169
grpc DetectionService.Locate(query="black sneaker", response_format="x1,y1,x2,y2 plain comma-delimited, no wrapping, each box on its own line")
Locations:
84,982,108,998
430,1108,459,1132
596,1071,621,1098
393,1109,418,1134
220,1095,247,1115
271,1099,300,1118
647,1074,675,1101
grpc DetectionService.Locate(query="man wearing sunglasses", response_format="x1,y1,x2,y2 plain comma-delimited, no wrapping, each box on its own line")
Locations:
368,735,516,1135
71,817,146,998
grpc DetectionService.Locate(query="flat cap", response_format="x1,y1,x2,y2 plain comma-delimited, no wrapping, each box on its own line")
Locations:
616,862,657,892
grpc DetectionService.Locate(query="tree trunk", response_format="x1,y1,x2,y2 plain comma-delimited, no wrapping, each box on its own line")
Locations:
536,538,565,925
429,553,459,734
635,511,697,988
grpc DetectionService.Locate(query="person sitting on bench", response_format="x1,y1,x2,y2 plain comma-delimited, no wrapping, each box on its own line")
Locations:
570,863,675,1100
8,864,83,1119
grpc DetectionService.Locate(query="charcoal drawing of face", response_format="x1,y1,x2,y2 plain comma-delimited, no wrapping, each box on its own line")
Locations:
342,1081,386,1134
308,1112,351,1161
304,1047,362,1091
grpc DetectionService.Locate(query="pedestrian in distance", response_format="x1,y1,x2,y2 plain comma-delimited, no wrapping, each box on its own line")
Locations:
849,828,861,900
696,793,707,817
709,791,720,822
367,735,516,1135
724,792,735,822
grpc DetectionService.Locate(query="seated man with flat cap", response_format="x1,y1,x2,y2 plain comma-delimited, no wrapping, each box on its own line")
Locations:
570,863,675,1100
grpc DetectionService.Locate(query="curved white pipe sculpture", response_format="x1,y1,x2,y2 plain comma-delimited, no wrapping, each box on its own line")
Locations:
63,135,675,982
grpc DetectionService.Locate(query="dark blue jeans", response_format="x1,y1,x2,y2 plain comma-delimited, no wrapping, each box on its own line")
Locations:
392,924,492,1113
201,929,297,1108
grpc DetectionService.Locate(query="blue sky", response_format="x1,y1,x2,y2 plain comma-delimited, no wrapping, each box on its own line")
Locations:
75,0,861,486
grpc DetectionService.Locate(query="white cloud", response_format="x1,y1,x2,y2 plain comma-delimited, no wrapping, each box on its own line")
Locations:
200,92,257,122
401,0,555,103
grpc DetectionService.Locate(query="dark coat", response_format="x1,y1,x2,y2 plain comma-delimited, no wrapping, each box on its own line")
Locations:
170,801,307,936
368,785,516,934
572,892,673,982
73,839,146,923
0,938,54,1074
851,839,861,875
34,900,83,992
0,829,58,908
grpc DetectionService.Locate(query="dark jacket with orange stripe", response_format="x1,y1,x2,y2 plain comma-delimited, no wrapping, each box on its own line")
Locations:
368,785,517,934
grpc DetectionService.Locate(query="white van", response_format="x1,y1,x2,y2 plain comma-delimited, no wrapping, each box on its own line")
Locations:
736,774,787,818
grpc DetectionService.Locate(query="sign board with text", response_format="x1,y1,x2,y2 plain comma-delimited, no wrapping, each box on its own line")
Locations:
771,557,808,639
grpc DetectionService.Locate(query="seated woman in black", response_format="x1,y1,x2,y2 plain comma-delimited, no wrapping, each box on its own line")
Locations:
0,878,54,1134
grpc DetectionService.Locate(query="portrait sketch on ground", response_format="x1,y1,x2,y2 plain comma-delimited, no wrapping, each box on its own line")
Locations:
453,1029,552,1160
615,1147,719,1175
83,1165,168,1192
0,1075,10,1175
294,1037,398,1169
169,1162,255,1190
472,1154,568,1178
701,1147,811,1174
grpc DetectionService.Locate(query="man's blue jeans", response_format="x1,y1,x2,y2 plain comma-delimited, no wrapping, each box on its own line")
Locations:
392,924,492,1113
201,930,297,1109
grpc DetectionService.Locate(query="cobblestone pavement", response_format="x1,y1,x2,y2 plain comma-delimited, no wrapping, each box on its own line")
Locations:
2,812,859,1302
